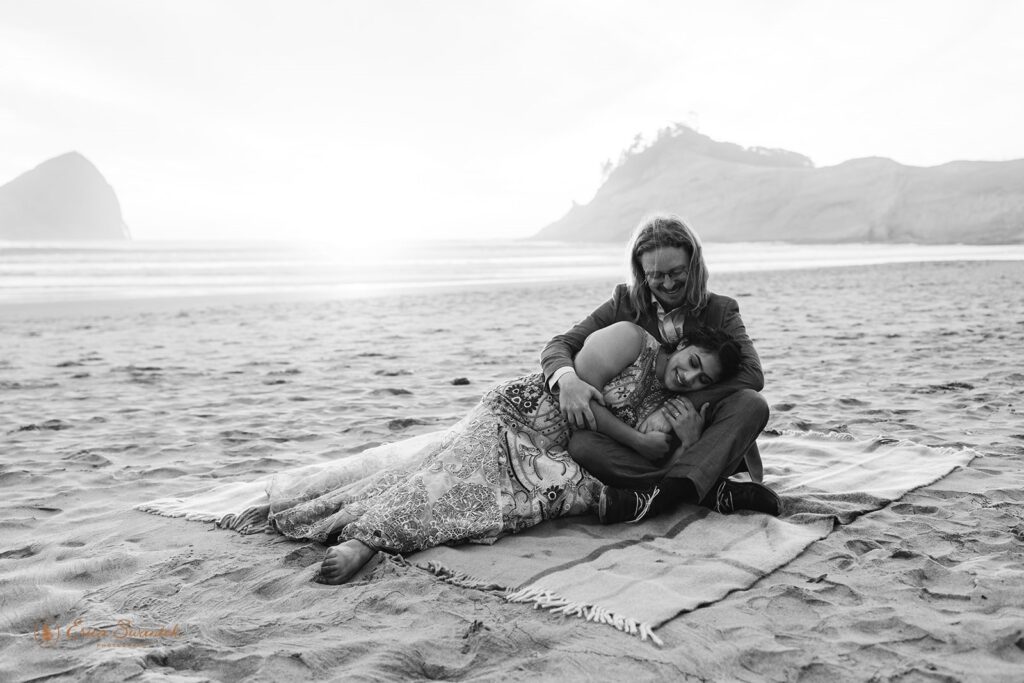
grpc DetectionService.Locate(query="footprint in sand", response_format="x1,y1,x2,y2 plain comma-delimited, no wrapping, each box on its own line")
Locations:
845,539,884,555
282,544,323,569
890,503,939,515
253,578,290,599
0,544,40,559
13,419,72,432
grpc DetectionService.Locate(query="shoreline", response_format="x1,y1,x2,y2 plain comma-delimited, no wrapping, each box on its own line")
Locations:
2,256,1022,322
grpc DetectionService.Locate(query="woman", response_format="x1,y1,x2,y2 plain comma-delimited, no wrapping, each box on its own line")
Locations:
274,322,742,584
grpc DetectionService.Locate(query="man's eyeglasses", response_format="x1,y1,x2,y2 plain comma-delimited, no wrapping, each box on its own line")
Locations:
644,266,688,283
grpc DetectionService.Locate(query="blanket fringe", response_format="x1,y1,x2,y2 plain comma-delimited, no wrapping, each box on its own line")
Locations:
416,561,507,592
416,563,662,645
504,584,663,646
134,502,217,522
214,504,272,535
134,501,271,535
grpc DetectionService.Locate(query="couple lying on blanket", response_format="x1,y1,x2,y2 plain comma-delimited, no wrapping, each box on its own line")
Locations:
274,214,783,584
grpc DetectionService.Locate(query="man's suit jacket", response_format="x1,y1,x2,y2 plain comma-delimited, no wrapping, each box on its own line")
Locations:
541,284,764,410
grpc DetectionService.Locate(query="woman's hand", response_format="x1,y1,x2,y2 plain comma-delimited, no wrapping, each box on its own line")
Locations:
663,397,708,451
556,372,606,430
636,409,672,434
631,431,673,463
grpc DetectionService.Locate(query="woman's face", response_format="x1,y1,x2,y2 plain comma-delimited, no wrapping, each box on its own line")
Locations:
639,246,691,310
663,344,723,392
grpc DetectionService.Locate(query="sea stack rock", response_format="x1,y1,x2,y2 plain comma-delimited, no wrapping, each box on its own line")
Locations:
0,152,131,240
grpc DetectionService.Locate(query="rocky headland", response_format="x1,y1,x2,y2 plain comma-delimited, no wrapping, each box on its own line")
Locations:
0,152,130,241
537,126,1024,244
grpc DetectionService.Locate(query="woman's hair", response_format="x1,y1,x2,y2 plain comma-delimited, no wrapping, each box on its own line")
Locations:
681,326,741,383
626,214,710,319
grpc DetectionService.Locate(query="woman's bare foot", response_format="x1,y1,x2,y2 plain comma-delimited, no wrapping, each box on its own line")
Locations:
319,540,376,585
323,510,359,545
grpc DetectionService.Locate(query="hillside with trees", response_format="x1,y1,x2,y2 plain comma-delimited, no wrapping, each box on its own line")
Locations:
536,126,1024,244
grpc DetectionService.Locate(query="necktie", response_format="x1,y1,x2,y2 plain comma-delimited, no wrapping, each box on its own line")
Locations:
659,308,686,346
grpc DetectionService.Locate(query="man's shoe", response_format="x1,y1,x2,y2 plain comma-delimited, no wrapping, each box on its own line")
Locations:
598,485,661,525
707,479,781,516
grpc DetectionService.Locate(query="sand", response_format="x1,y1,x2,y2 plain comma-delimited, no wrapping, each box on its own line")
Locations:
1,259,1023,681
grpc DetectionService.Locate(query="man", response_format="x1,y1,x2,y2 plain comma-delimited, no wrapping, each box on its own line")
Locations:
541,214,780,523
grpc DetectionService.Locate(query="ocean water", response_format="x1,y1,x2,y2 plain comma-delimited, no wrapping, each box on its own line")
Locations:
1,239,1022,304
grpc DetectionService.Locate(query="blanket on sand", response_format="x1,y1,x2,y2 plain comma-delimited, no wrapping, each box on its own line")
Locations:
137,430,975,645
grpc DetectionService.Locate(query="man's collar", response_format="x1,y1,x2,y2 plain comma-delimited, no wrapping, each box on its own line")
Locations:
652,295,673,316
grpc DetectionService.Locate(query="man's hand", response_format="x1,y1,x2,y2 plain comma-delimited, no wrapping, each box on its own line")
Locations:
556,372,605,430
663,397,708,452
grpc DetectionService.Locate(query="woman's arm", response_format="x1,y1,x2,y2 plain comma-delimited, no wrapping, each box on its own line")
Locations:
571,322,672,462
540,285,629,385
541,285,631,430
572,321,645,389
590,402,672,462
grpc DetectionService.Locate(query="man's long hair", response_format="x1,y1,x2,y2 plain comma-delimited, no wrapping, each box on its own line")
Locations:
626,214,710,320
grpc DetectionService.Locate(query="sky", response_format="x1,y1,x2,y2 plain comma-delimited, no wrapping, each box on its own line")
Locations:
2,0,1023,244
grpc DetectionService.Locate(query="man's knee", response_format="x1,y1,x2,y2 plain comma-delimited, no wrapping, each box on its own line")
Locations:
716,388,769,429
569,430,665,488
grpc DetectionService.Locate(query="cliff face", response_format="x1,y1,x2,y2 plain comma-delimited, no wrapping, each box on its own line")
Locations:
536,128,1024,244
0,152,130,241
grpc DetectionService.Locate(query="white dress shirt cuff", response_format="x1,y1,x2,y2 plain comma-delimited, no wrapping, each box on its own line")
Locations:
549,366,576,391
